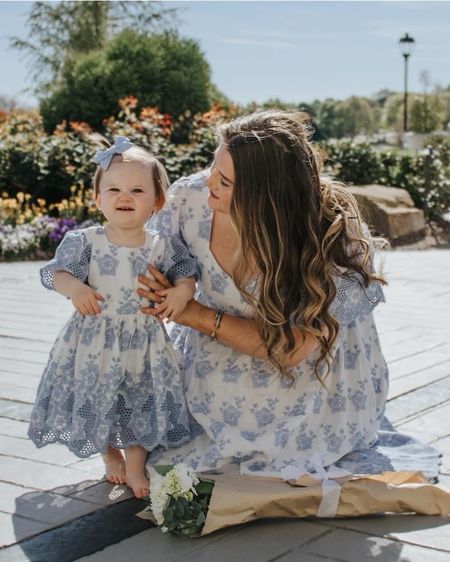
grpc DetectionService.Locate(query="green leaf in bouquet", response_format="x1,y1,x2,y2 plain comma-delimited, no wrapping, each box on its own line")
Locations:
171,519,197,538
196,479,215,496
196,511,206,526
152,464,174,476
167,522,178,533
178,496,190,508
163,500,175,522
179,527,196,537
175,498,186,518
189,503,200,517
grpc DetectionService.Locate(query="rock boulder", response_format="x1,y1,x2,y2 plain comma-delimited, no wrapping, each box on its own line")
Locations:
347,184,426,244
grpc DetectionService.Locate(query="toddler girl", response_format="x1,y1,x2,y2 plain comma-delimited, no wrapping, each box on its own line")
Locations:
28,136,195,498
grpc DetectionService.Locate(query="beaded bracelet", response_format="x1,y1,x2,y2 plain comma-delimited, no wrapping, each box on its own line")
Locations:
210,308,224,341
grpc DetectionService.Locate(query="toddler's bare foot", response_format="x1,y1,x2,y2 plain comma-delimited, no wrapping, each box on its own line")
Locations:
102,447,126,485
126,470,150,499
124,445,149,498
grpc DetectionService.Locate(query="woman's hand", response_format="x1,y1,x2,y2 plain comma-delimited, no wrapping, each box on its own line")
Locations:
138,265,200,325
137,265,172,316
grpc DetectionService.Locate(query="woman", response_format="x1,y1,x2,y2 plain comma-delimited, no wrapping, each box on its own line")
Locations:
139,110,438,477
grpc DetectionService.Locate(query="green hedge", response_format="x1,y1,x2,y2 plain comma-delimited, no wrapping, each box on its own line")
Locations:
1,103,450,220
322,136,450,219
0,101,227,206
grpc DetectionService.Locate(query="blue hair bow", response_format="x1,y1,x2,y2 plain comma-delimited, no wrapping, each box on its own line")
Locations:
93,136,134,170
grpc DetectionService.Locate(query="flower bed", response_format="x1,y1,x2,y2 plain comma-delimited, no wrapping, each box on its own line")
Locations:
0,216,98,261
0,98,235,204
0,189,99,261
0,98,237,261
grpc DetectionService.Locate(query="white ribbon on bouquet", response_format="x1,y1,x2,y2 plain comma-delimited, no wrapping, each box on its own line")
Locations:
281,453,352,518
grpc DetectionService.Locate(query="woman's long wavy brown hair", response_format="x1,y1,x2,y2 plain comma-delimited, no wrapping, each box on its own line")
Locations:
218,110,386,381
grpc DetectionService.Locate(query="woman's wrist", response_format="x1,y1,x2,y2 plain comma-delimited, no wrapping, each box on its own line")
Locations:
176,299,216,333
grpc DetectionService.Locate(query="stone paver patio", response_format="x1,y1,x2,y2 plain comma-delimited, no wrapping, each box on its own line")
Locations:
0,250,449,561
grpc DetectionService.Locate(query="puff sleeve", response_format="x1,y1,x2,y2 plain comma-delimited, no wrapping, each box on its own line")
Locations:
148,176,189,240
328,223,386,326
40,229,91,290
160,235,198,284
148,172,206,242
329,272,385,327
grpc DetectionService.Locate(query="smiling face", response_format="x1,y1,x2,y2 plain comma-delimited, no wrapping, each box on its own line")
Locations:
95,160,162,230
205,144,235,214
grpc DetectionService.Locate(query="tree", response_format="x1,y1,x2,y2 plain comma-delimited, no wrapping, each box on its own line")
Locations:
312,97,379,139
410,96,444,134
311,98,340,139
261,98,298,110
40,30,213,132
296,102,325,141
438,92,450,130
332,97,378,138
10,1,178,94
383,93,406,131
208,83,232,110
371,88,396,106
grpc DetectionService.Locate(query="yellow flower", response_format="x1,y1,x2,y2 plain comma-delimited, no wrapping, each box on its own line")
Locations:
16,192,24,203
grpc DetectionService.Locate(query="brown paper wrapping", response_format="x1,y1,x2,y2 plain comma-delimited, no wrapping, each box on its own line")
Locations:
200,471,450,536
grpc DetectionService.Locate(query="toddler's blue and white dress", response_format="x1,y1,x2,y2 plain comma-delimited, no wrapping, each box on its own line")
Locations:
28,226,195,458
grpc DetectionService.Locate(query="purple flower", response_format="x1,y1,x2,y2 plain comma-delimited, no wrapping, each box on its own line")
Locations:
49,218,79,242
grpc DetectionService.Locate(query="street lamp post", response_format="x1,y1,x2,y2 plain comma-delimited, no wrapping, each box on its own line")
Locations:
398,33,415,132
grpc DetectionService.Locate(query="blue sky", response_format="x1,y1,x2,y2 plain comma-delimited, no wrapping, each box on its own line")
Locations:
1,1,450,108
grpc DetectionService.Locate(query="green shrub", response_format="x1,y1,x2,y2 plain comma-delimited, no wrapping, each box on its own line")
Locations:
0,112,94,203
322,141,383,185
0,100,229,203
2,103,449,223
41,30,213,133
321,139,450,219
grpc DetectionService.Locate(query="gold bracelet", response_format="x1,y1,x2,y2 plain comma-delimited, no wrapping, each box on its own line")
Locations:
210,309,224,341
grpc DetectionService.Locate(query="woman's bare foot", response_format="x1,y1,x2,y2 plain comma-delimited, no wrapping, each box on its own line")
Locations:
102,447,126,485
124,445,150,498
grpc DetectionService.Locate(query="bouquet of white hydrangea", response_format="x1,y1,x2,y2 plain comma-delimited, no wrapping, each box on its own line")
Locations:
143,464,214,537
138,466,450,538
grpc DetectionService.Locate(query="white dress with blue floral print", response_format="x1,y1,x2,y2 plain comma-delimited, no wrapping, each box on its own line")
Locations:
146,172,440,479
28,226,195,458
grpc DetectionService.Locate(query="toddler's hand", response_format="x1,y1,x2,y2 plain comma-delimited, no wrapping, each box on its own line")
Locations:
71,284,105,315
154,286,192,322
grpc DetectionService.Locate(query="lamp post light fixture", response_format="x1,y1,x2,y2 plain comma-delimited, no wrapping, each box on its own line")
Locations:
398,33,415,132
